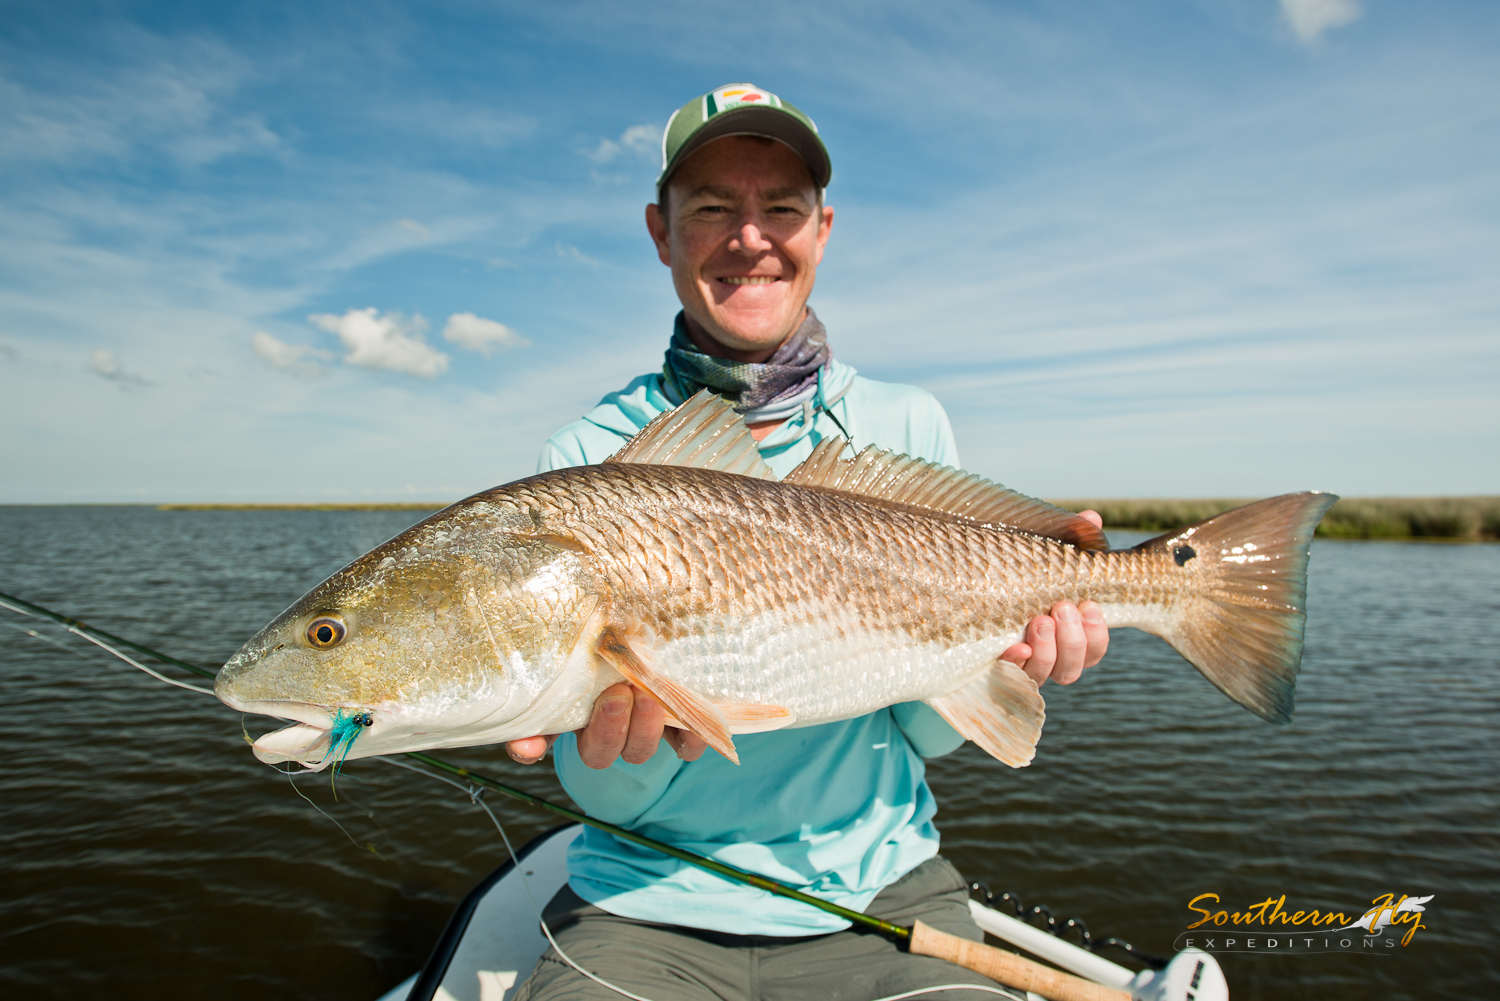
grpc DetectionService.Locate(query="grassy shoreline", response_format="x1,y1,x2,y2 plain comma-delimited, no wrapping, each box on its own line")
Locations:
157,502,445,511
1050,496,1500,541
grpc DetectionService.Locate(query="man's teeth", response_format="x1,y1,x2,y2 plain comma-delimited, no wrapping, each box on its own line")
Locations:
722,276,779,285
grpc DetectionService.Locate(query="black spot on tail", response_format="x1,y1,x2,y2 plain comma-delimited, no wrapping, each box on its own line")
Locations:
1174,544,1197,566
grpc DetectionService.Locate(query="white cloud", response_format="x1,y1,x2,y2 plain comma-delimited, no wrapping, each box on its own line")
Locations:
251,331,331,377
587,123,660,164
556,242,601,266
88,348,150,386
396,218,430,239
441,312,530,355
1279,0,1362,44
308,307,449,378
0,48,280,168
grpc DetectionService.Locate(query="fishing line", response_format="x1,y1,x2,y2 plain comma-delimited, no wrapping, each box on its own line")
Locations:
0,593,215,695
454,763,1026,1001
2,606,216,694
281,766,366,851
68,627,216,695
0,591,1091,1001
0,596,39,618
1,617,82,653
382,756,1027,1001
381,757,670,999
384,757,665,1001
467,789,661,1001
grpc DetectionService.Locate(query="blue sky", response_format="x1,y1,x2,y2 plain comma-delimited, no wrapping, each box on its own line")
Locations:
1,0,1495,503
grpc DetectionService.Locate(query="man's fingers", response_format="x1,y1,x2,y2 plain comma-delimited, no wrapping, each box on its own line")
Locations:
663,728,709,762
1078,509,1104,530
1050,602,1087,684
999,642,1033,667
576,683,634,769
505,735,553,765
1079,600,1109,668
621,690,667,764
1020,615,1055,684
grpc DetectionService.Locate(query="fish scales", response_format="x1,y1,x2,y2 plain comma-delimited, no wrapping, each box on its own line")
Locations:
519,464,1097,706
217,392,1335,770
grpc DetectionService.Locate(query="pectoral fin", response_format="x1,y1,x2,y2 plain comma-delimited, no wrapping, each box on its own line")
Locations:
926,662,1046,768
595,626,740,764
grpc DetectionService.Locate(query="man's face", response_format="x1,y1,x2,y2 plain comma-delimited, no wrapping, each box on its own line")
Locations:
646,135,834,362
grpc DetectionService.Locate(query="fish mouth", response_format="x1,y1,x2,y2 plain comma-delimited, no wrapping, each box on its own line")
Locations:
221,696,368,770
252,721,335,768
219,693,334,728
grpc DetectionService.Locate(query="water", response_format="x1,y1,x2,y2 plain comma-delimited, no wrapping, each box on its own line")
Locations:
1,506,1495,1000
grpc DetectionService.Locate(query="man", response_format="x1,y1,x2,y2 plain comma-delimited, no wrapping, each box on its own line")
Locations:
506,84,1109,1000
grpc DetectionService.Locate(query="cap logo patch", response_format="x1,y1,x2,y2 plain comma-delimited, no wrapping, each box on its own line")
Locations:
706,84,780,118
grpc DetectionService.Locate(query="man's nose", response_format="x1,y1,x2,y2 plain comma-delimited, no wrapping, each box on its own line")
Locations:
728,217,773,253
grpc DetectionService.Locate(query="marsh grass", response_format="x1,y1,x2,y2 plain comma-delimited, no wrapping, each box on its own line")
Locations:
157,503,443,511
1051,496,1500,540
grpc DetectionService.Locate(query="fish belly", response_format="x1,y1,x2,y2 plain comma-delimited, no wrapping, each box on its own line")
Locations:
640,608,1026,728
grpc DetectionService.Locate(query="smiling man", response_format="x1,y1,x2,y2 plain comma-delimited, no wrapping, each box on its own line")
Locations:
506,84,1109,1001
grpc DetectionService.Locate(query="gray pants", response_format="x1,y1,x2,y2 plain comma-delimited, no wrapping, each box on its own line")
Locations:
513,856,1009,1001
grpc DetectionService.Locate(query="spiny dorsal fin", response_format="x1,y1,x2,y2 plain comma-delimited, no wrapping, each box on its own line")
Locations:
786,435,849,484
784,441,1109,551
606,389,774,480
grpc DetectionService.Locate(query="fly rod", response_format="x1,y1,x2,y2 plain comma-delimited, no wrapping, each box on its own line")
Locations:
0,588,1131,1001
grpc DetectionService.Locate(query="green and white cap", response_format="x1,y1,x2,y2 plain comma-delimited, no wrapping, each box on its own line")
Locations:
657,83,831,195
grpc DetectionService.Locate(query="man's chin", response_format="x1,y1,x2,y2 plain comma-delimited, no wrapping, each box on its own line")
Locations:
695,302,806,358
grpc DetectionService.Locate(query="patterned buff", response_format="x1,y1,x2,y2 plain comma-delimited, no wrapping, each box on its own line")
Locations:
661,308,831,423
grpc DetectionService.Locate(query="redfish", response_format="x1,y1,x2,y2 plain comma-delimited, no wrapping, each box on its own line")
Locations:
216,392,1336,769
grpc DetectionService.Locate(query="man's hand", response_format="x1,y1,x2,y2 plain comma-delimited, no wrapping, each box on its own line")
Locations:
999,509,1110,685
505,683,708,769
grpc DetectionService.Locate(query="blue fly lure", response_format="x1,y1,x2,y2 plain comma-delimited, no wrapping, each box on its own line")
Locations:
326,708,374,790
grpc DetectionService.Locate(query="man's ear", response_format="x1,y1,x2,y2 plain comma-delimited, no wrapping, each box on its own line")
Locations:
645,202,672,267
813,204,834,265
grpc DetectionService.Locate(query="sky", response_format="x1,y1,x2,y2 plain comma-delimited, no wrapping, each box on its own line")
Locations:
1,0,1496,503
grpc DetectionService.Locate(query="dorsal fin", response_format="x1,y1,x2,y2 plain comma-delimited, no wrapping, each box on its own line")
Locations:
784,441,1109,551
606,389,774,480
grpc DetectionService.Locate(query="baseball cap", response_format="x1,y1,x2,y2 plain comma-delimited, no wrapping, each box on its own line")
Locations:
657,83,832,195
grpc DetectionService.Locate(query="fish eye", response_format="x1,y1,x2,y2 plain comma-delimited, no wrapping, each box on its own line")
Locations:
305,615,347,649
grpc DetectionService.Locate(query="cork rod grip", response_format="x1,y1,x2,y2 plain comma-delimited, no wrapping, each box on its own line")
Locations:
908,920,1132,1001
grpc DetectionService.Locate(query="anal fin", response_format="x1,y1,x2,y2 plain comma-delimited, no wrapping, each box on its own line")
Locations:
596,626,741,764
660,704,795,735
926,662,1046,768
719,704,797,734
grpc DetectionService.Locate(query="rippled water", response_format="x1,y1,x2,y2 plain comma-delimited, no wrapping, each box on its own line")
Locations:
1,506,1496,1000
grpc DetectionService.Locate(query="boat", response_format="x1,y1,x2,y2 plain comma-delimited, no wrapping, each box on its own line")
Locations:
374,825,1227,1001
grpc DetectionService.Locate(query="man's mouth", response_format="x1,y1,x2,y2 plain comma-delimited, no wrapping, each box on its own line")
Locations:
720,276,780,285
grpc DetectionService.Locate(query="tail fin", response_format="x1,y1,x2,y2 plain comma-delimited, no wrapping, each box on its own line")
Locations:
1136,491,1339,724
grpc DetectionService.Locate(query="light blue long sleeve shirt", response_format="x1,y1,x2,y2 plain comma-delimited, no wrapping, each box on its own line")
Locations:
537,358,967,935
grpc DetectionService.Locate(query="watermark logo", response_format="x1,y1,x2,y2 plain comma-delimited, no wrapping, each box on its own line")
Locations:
1174,892,1434,955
